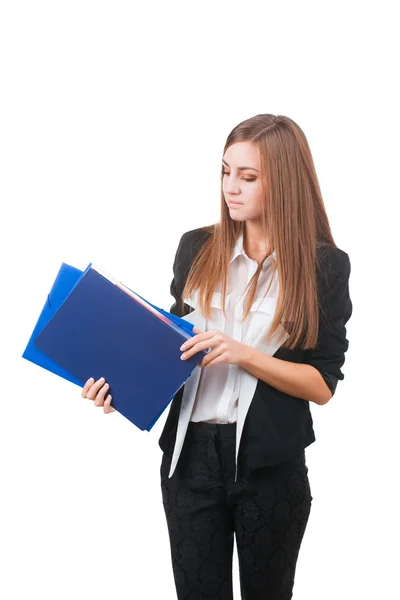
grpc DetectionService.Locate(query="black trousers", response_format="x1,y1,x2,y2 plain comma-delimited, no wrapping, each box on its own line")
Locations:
160,421,313,600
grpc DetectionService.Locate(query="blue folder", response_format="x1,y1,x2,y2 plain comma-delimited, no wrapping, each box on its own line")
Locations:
22,262,208,432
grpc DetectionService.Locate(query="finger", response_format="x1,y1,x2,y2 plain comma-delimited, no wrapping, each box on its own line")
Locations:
94,382,110,406
104,395,115,413
200,347,221,367
104,394,115,412
181,329,214,351
82,377,94,397
182,340,214,360
192,327,205,334
87,377,107,400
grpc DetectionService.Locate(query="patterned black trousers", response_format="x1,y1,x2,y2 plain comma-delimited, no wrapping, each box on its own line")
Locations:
160,421,313,600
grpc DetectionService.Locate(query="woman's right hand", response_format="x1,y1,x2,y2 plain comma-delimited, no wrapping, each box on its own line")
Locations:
81,377,116,413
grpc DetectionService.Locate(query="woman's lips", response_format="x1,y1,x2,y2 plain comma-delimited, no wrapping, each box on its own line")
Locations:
228,201,243,206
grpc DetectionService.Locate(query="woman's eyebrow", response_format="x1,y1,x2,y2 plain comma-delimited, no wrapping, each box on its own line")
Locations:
222,159,259,172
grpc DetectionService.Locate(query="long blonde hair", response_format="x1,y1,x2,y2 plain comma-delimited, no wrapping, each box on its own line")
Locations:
181,114,336,350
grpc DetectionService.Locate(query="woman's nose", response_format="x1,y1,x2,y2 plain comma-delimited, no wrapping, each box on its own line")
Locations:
225,178,240,193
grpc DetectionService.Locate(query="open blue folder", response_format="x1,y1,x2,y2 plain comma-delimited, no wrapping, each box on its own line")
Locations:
22,262,208,432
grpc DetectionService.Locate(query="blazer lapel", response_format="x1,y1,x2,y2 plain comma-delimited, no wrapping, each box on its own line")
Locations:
234,269,289,480
235,320,289,481
168,289,206,478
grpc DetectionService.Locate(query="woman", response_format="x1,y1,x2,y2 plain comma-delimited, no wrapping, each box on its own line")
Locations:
82,114,353,599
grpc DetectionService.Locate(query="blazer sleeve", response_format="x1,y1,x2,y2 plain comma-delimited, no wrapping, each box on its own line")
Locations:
169,227,214,317
303,247,353,397
169,231,196,317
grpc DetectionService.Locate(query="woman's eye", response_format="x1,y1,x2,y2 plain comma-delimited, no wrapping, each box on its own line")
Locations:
222,170,256,182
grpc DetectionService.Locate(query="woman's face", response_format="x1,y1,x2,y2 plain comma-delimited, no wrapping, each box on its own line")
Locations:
222,141,263,221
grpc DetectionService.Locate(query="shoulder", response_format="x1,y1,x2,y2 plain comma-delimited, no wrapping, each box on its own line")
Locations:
180,225,214,246
172,225,214,276
177,225,214,258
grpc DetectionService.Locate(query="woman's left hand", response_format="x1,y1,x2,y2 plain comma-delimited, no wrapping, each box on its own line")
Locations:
180,327,246,368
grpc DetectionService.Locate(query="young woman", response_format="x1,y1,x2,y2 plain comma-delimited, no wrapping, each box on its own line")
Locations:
82,114,353,599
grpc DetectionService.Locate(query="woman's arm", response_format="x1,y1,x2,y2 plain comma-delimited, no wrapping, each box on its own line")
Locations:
239,247,352,406
238,348,332,405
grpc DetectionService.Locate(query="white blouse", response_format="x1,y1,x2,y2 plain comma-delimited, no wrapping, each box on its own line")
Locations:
184,231,278,425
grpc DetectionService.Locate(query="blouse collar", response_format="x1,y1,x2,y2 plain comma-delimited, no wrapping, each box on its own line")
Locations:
230,230,277,266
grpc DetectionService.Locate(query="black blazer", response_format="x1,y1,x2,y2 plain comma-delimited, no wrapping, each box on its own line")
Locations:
158,226,352,477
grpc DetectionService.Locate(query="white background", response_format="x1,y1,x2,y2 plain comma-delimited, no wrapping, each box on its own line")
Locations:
1,1,398,598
